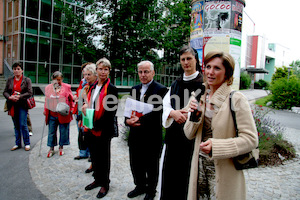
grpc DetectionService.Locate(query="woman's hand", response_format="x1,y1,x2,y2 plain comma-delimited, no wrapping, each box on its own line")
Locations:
81,104,88,116
200,140,212,154
9,94,19,102
189,99,200,112
189,99,202,121
170,109,188,124
73,94,79,103
126,115,141,127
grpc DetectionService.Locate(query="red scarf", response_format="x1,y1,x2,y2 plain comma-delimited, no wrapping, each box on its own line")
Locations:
85,78,110,136
9,75,23,117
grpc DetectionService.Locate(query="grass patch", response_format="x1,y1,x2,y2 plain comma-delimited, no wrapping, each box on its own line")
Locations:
255,95,273,106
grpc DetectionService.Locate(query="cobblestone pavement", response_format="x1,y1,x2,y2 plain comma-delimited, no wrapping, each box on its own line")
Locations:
29,121,300,200
29,90,300,200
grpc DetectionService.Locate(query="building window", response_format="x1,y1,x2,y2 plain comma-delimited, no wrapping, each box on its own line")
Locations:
14,0,20,17
53,1,63,24
39,37,50,62
51,39,61,64
41,0,52,22
63,42,73,64
13,35,19,59
62,65,72,84
38,63,50,83
7,20,13,34
26,18,38,35
25,35,38,61
52,25,62,39
8,1,13,18
13,18,20,33
27,0,39,19
40,22,51,37
24,62,37,83
73,66,81,84
50,64,59,75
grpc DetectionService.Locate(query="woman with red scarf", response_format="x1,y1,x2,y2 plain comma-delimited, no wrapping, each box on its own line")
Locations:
82,58,118,199
3,62,33,151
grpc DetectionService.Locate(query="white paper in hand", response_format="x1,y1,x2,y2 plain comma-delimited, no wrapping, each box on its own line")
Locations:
124,98,154,118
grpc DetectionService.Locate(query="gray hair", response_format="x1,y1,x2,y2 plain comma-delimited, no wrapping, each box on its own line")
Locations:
84,63,97,76
52,71,63,80
96,57,111,69
137,60,154,71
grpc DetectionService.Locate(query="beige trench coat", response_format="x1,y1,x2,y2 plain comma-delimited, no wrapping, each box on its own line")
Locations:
184,82,258,200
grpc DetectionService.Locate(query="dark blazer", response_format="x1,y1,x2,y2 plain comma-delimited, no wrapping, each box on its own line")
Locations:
126,80,168,152
92,82,118,139
3,76,33,110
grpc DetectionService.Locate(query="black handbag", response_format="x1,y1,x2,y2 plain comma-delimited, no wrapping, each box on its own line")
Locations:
230,91,259,170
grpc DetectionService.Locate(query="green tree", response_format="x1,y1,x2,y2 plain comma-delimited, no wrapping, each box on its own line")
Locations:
271,66,289,84
55,0,104,64
290,60,300,79
239,71,251,89
160,0,192,69
57,0,192,83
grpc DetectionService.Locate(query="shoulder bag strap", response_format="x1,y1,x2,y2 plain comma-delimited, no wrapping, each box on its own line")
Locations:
229,91,238,137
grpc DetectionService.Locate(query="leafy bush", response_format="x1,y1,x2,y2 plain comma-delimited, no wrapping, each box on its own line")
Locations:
270,77,300,109
254,79,270,90
239,71,251,89
271,66,290,84
252,105,296,166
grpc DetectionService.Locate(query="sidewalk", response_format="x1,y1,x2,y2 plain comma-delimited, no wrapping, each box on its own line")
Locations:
29,89,300,200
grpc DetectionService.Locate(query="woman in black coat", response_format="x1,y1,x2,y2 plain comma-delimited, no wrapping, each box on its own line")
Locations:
82,58,118,199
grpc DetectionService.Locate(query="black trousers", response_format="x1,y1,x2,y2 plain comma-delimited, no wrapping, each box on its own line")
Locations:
85,130,111,188
160,143,193,200
129,142,161,195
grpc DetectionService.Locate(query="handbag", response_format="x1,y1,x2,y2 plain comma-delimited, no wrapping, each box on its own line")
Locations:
27,96,36,109
230,91,259,170
56,102,70,116
4,101,8,112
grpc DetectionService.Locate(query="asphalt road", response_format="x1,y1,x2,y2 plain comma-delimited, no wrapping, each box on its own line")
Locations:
267,109,300,130
0,99,48,200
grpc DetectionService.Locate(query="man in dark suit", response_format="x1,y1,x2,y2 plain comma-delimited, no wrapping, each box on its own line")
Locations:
126,61,167,200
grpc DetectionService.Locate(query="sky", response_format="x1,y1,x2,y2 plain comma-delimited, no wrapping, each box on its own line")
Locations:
243,0,300,63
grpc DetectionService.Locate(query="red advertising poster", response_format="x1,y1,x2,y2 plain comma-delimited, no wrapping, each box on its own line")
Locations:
231,0,243,32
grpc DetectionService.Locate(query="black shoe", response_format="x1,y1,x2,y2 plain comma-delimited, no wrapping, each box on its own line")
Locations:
144,193,155,200
74,156,88,160
85,181,101,191
96,187,109,198
85,168,94,173
127,187,146,198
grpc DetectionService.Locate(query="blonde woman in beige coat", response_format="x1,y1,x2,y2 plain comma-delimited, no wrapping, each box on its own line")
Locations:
184,51,258,200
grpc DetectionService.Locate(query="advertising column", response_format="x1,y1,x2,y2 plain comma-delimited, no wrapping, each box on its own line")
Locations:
190,0,245,90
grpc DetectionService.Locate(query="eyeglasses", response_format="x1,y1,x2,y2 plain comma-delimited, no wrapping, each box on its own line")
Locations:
138,70,151,74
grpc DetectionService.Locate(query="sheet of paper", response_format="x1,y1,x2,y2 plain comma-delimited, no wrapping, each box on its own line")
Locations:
123,98,154,118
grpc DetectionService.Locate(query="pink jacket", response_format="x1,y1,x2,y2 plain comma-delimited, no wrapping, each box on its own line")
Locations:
44,83,74,124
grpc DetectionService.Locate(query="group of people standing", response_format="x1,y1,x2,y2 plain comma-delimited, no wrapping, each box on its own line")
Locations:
3,44,258,200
